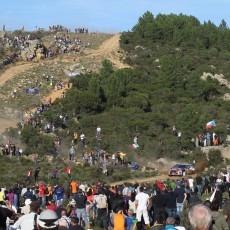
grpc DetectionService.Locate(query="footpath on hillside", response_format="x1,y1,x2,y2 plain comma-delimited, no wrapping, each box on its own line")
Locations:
0,34,128,133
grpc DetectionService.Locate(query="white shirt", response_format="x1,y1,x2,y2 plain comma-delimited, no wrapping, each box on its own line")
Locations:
135,192,149,209
188,178,194,187
14,212,39,230
80,134,85,140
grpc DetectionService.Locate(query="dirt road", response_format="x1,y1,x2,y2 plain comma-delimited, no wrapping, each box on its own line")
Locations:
0,34,128,134
111,173,197,186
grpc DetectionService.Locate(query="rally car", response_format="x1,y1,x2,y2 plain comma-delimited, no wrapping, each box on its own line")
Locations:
168,163,195,176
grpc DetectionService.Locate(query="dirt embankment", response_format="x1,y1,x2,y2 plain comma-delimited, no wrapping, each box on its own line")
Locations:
0,34,128,134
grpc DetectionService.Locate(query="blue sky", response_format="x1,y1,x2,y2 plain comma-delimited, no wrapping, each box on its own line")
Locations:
1,0,230,33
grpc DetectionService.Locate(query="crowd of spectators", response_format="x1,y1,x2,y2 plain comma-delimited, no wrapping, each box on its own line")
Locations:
75,28,89,34
1,170,230,229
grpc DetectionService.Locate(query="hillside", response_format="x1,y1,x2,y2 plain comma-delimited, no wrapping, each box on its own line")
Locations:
0,13,230,186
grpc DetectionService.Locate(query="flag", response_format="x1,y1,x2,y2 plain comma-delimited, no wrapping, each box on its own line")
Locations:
132,143,139,149
209,188,217,202
25,88,39,94
206,120,216,129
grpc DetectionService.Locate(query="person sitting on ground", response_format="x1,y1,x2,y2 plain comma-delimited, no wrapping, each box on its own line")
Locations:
164,217,177,229
59,209,71,229
211,201,229,230
174,216,186,230
125,209,135,230
189,204,212,230
150,214,164,230
46,199,58,211
69,216,84,230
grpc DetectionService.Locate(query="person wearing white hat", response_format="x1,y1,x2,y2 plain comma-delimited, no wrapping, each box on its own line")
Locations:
14,201,40,229
38,209,59,230
21,199,32,215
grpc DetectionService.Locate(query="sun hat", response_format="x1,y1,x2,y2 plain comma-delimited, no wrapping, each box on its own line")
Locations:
38,210,59,229
25,199,32,205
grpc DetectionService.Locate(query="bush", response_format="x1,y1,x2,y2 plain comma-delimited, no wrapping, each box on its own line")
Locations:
208,149,224,166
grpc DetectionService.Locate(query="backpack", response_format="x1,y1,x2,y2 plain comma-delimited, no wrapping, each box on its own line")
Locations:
97,194,107,209
113,213,125,230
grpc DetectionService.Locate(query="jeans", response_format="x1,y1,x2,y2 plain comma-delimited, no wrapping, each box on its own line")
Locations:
166,207,177,218
41,196,46,208
154,207,166,221
13,194,18,209
76,208,88,226
176,203,184,216
97,208,108,229
197,185,202,196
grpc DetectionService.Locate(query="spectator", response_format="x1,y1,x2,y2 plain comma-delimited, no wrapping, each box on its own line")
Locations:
94,189,108,229
135,186,150,227
174,181,187,217
74,189,88,227
0,200,14,230
59,209,71,229
196,175,203,196
14,201,40,229
38,209,59,230
211,201,229,230
152,188,166,221
174,216,186,230
223,194,230,227
189,204,212,230
165,186,177,218
69,216,84,230
151,214,164,229
164,217,177,229
21,198,32,214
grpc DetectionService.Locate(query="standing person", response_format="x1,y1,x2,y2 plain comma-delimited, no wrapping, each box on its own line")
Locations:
152,188,166,222
174,181,187,217
69,146,75,161
188,177,194,192
96,126,101,137
80,132,85,158
25,169,33,184
94,189,108,229
74,189,88,227
135,186,150,227
70,180,78,197
0,187,5,202
165,186,178,218
0,200,14,230
80,132,85,146
12,183,20,210
66,166,71,179
196,174,203,196
14,201,40,229
73,132,78,145
34,167,41,183
38,182,46,208
51,167,58,179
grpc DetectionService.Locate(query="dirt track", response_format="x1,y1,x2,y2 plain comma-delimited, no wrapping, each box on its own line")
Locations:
110,173,197,186
0,34,128,134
